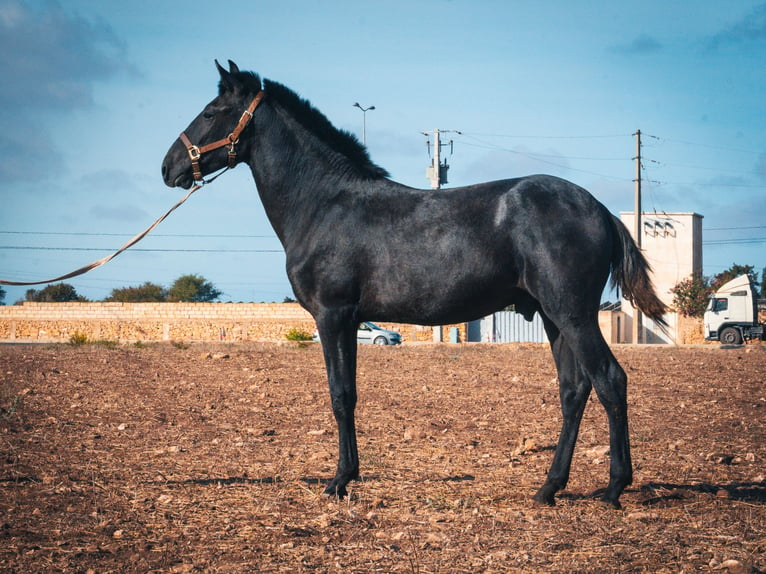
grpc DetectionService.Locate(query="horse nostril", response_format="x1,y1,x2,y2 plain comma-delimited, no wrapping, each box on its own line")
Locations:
161,163,168,179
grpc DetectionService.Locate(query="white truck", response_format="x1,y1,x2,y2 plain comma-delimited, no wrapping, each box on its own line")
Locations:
704,274,765,344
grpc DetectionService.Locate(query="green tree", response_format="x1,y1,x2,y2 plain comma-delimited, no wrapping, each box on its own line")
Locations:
25,283,87,302
761,266,766,300
105,282,167,302
670,273,711,318
711,263,758,296
0,285,5,305
167,274,222,302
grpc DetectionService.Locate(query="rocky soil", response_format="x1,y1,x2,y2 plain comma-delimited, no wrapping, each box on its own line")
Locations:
1,342,765,573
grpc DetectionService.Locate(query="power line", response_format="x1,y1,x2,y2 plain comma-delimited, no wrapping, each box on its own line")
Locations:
703,238,766,245
458,135,630,181
641,179,766,190
459,133,629,161
460,131,630,140
458,130,766,190
654,136,764,155
707,225,766,231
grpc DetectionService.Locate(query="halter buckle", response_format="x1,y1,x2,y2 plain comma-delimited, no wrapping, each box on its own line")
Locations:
188,145,201,161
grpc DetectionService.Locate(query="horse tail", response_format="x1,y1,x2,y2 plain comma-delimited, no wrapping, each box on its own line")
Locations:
608,214,669,328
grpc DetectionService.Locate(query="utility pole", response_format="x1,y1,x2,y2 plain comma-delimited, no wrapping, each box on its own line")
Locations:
632,129,643,344
422,129,459,342
423,129,460,189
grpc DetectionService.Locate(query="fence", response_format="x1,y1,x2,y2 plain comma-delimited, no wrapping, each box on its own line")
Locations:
476,312,548,343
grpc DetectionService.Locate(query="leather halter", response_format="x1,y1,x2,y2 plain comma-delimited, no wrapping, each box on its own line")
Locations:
179,91,264,182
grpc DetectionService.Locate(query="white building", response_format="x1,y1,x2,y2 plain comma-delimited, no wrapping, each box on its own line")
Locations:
619,212,703,344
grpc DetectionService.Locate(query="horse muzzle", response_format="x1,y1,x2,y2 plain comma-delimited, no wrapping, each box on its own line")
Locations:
161,143,195,189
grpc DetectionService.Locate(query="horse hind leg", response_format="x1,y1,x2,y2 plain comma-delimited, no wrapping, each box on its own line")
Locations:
533,317,593,506
560,322,632,508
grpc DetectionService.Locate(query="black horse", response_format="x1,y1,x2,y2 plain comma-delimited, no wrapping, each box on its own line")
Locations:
162,61,667,508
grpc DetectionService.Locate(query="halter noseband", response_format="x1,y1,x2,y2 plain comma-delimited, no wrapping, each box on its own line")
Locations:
179,91,264,182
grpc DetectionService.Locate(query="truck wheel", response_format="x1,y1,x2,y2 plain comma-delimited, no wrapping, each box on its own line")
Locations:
720,327,742,345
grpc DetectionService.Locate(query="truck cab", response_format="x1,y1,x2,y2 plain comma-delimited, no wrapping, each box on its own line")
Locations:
704,274,762,344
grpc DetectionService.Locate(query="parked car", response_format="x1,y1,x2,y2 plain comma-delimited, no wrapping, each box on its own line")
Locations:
313,321,402,345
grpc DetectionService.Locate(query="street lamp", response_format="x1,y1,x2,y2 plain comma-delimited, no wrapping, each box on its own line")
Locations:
353,102,375,145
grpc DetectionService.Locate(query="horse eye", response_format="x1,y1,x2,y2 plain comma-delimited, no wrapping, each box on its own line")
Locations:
203,111,215,120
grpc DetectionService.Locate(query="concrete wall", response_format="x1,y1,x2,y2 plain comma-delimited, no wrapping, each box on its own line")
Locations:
0,302,465,344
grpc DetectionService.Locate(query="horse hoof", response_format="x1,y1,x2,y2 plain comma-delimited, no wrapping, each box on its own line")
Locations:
322,481,348,499
600,495,622,510
532,489,557,506
591,486,625,509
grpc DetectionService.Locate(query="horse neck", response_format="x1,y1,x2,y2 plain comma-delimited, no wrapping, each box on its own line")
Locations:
244,104,356,242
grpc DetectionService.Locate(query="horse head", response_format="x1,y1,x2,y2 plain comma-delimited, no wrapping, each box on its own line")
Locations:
162,60,263,189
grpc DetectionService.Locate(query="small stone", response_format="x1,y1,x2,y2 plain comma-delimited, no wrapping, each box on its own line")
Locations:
717,559,745,573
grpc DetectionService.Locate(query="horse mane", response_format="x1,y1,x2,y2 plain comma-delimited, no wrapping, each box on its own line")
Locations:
260,78,390,180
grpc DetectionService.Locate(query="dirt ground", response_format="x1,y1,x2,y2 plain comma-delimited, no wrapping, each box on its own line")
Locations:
1,341,765,573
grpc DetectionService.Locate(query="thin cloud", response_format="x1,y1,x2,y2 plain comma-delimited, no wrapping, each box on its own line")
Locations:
0,129,64,183
610,33,663,55
0,0,135,182
756,153,766,181
706,2,766,49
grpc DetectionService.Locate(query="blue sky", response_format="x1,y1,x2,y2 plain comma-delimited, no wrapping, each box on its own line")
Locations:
1,0,765,304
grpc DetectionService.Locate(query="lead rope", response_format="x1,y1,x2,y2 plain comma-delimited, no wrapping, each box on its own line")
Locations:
0,168,229,287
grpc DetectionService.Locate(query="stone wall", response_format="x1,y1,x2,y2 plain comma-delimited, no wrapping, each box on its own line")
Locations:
0,302,464,344
676,314,706,345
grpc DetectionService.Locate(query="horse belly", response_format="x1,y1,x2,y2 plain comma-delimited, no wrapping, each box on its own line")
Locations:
360,253,516,325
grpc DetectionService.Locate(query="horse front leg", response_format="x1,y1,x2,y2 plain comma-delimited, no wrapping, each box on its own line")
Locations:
317,308,360,498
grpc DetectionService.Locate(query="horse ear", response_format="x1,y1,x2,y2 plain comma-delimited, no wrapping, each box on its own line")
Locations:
215,59,229,79
215,59,238,93
228,60,240,74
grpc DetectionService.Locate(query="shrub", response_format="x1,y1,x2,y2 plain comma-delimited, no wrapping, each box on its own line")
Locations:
69,331,89,346
285,327,313,342
670,273,712,318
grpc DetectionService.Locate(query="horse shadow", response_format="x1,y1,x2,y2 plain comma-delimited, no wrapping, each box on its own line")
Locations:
637,480,766,505
544,479,766,506
152,474,766,507
156,476,282,487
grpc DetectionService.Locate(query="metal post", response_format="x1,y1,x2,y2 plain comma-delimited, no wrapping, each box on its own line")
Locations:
433,129,441,189
632,129,643,344
353,103,375,146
